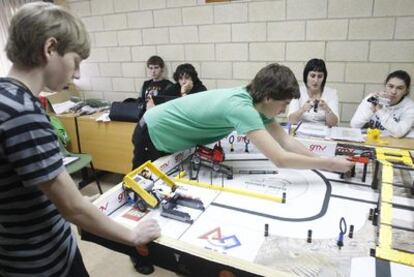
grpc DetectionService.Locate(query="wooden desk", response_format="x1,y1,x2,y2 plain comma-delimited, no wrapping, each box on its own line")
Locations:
77,113,136,174
363,136,414,150
290,126,414,150
55,114,80,153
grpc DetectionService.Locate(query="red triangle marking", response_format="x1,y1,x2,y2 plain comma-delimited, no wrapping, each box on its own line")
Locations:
198,227,222,240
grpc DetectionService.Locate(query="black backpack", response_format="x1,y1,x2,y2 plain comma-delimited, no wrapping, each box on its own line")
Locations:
108,98,146,122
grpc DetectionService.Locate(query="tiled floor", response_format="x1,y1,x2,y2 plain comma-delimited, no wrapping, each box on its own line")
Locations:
73,172,177,277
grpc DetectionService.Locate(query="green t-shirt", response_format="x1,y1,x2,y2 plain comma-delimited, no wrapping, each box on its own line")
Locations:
144,87,274,153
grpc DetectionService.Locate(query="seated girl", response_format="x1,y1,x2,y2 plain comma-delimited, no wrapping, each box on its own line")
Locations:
288,59,339,127
350,70,414,138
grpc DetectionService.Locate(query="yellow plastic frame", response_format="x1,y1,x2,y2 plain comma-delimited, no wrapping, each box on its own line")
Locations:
123,161,177,208
375,147,414,266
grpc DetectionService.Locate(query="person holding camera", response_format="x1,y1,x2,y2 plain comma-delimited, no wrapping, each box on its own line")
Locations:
350,70,414,138
288,59,339,127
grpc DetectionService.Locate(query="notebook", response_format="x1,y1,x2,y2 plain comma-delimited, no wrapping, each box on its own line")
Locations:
295,122,329,138
329,127,364,142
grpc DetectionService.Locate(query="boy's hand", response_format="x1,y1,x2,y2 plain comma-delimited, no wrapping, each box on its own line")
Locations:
130,218,161,245
326,156,355,173
181,80,193,95
146,96,155,109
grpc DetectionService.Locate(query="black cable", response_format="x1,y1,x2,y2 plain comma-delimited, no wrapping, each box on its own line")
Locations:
337,217,347,249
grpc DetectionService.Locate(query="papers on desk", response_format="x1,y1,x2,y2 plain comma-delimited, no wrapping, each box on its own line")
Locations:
295,123,365,143
295,122,329,138
329,127,365,142
51,100,78,114
63,156,79,166
96,112,111,122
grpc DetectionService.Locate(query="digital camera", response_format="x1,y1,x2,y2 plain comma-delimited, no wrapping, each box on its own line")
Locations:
313,99,319,112
367,95,390,107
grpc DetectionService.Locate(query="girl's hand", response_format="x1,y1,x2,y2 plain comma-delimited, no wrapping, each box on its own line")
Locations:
318,99,331,113
301,99,313,112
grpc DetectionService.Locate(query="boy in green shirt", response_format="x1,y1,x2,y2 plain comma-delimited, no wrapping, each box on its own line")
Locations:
132,63,353,173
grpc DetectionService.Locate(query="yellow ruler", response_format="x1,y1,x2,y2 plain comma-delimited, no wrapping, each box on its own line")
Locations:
176,171,285,203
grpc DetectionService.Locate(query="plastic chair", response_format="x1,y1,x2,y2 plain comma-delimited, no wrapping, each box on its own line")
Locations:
58,138,103,194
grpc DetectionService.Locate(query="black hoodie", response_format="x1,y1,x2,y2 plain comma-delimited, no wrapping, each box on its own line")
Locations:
162,80,207,97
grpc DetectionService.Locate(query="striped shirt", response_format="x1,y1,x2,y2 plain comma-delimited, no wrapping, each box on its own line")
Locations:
0,78,76,276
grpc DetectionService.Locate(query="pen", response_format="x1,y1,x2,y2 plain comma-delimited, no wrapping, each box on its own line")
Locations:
285,122,291,134
293,120,303,136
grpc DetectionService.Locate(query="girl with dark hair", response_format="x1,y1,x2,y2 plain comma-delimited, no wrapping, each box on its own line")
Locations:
350,70,414,138
288,59,339,127
164,63,207,96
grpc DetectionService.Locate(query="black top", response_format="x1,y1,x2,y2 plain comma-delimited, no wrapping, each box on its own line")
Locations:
162,81,207,97
152,95,180,105
140,79,173,99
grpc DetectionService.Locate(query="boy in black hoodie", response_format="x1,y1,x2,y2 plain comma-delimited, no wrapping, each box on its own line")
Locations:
163,63,207,97
140,56,173,107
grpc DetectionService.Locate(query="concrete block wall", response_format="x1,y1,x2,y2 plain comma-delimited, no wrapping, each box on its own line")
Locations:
67,0,414,124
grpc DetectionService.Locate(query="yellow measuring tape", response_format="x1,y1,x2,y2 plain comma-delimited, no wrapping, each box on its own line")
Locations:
175,172,285,203
375,147,414,266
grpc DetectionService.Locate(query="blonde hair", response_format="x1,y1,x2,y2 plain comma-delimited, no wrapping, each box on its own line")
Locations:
6,2,90,68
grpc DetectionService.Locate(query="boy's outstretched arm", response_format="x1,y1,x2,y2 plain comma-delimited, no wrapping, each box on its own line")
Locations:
40,170,160,246
246,127,354,173
265,122,316,157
